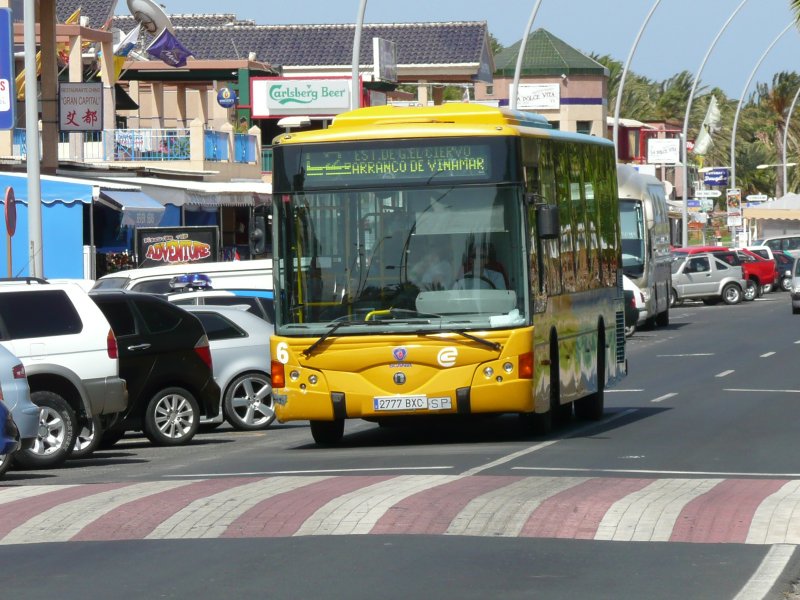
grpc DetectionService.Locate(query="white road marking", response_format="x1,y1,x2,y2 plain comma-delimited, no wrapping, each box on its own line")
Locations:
651,393,677,403
733,544,796,600
761,352,776,358
512,467,800,478
716,370,735,378
657,353,714,357
167,466,454,477
607,389,644,393
725,389,800,394
462,409,639,476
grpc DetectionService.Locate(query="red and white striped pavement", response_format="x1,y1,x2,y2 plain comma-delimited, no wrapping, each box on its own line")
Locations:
2,475,800,545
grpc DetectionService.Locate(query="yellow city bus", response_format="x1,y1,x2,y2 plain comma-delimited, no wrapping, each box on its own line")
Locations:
269,104,626,445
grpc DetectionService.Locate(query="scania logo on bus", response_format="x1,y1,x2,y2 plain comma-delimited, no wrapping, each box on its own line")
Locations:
392,347,407,361
393,372,406,385
438,347,458,368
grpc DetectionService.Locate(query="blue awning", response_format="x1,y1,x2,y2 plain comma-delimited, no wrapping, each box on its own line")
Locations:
98,190,165,228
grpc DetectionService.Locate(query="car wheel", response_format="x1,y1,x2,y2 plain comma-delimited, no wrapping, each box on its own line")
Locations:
624,324,635,338
743,280,757,301
310,419,344,445
669,288,682,307
722,283,742,305
143,387,200,446
223,372,275,431
0,452,12,478
14,391,77,470
70,413,103,459
782,277,792,292
762,283,772,294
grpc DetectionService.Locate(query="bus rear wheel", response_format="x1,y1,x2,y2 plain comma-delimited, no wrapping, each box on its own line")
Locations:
310,419,344,445
575,336,605,421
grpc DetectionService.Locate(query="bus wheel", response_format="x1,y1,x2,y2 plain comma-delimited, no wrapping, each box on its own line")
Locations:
575,340,605,421
310,419,344,445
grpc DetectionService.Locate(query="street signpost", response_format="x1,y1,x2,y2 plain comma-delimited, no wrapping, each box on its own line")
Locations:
0,8,14,131
695,189,722,198
5,186,14,276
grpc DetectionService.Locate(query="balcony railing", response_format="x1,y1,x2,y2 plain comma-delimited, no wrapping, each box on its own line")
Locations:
11,126,262,170
204,130,229,162
233,133,257,164
261,147,273,173
115,129,191,161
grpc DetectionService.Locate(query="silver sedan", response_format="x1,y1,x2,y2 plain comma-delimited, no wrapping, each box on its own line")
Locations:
182,305,274,431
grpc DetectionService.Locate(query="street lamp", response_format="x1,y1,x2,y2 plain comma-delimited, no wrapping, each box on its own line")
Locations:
351,0,368,110
612,0,662,152
730,21,794,190
782,85,800,194
681,0,750,248
510,0,544,111
756,163,797,169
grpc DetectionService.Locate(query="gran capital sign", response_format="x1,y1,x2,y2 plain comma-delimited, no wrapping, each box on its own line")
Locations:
251,77,354,118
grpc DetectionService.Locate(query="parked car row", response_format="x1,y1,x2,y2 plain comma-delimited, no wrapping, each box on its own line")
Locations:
668,245,781,307
0,274,275,477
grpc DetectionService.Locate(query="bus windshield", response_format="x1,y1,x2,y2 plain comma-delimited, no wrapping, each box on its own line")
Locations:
273,183,529,336
619,199,645,278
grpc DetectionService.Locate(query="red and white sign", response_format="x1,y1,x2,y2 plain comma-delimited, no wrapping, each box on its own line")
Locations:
59,82,103,132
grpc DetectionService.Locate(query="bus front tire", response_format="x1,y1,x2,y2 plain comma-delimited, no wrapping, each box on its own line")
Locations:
310,419,344,445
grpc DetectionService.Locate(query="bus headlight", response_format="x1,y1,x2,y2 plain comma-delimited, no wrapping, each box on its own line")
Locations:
503,362,513,373
483,367,494,378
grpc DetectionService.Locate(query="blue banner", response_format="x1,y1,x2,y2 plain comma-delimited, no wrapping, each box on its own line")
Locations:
703,168,729,186
0,8,14,130
146,29,193,68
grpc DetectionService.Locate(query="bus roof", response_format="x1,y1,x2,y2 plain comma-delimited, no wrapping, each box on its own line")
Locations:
273,103,613,148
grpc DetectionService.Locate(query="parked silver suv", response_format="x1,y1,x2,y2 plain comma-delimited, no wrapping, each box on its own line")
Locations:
0,279,128,468
670,253,746,306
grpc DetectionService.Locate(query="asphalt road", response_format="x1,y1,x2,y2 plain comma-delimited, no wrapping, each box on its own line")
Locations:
3,292,800,599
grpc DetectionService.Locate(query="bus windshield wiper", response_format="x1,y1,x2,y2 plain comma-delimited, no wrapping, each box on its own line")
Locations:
418,328,501,351
302,320,348,357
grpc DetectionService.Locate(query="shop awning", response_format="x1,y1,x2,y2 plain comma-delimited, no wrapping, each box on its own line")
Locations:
98,190,165,227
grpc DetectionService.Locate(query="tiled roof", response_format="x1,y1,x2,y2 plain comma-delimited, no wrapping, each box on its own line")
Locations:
56,0,116,29
111,21,488,67
494,28,608,78
113,14,255,31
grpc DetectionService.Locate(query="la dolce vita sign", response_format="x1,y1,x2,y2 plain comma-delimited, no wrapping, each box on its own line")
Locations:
250,77,353,117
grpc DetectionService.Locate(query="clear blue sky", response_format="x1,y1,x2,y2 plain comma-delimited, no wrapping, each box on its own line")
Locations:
119,0,800,97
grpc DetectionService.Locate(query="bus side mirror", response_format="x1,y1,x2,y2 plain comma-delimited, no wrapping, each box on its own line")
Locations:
536,204,559,240
249,214,267,256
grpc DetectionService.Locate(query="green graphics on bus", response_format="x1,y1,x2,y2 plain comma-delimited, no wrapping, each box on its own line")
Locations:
288,139,511,189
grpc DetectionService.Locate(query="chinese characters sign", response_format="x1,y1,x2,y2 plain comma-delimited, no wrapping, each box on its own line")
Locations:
59,82,103,132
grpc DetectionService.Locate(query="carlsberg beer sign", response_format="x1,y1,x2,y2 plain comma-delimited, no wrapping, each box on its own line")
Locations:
251,77,353,117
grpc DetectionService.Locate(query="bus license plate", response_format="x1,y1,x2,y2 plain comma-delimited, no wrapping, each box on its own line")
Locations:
373,396,428,411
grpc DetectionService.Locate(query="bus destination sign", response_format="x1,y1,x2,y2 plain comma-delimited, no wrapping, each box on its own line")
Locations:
302,143,492,186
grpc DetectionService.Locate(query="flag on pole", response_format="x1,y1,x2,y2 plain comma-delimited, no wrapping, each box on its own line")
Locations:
693,95,721,156
113,26,141,79
146,28,193,68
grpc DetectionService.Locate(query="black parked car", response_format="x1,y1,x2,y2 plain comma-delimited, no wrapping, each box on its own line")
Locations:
87,290,220,449
774,250,795,291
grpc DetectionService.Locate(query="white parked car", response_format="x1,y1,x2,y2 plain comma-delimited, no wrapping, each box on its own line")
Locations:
0,279,127,469
182,305,275,431
622,275,646,337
